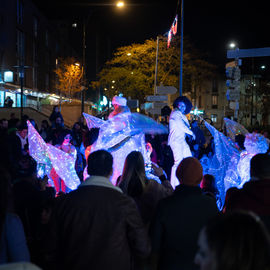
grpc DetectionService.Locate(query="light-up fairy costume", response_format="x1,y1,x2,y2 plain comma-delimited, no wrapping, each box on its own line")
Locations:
201,117,269,209
83,99,168,185
27,120,80,191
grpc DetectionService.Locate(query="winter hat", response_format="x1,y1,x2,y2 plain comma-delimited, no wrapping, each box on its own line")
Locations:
112,96,127,106
176,157,203,186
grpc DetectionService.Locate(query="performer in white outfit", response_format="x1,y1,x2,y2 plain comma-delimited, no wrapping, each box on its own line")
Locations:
168,96,195,188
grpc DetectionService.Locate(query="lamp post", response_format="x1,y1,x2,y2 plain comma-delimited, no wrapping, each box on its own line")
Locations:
72,1,125,115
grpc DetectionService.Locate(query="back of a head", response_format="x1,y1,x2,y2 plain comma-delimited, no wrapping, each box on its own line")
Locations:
200,174,217,194
250,153,270,180
120,151,146,197
176,157,203,186
172,96,192,114
87,150,113,177
205,211,270,270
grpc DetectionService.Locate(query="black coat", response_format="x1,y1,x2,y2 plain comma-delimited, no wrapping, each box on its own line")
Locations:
45,184,151,270
150,185,218,270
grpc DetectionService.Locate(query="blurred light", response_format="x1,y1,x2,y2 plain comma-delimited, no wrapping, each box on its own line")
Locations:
229,42,236,49
72,23,77,28
131,72,134,74
75,62,80,66
116,1,124,8
136,108,140,112
261,65,266,69
111,86,115,89
127,53,131,56
112,80,115,83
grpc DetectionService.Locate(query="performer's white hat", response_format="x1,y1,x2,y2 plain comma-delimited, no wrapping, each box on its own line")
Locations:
112,96,127,106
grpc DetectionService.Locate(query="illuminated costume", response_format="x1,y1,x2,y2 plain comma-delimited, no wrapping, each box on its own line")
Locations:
168,96,194,189
83,96,167,185
27,121,80,192
201,117,269,209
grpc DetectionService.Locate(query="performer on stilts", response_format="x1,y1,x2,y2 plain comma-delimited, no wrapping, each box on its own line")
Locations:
168,96,195,189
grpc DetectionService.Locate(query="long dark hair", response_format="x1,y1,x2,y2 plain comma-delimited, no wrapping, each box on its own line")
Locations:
119,151,146,198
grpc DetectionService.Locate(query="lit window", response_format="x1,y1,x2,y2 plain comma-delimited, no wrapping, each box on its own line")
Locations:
212,95,218,109
211,114,217,123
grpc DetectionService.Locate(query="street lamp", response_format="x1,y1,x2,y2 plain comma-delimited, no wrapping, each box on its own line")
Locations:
229,42,237,49
116,1,125,8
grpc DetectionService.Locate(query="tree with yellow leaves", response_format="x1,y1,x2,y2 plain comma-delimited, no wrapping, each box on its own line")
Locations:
55,57,83,100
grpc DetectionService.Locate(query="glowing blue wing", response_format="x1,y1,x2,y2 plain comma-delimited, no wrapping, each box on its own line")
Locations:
223,118,249,141
83,112,106,129
202,120,241,208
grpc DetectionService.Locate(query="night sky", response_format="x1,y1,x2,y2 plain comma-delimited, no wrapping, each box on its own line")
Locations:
33,0,270,73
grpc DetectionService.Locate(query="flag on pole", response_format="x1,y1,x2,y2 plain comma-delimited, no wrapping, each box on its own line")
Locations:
167,15,178,48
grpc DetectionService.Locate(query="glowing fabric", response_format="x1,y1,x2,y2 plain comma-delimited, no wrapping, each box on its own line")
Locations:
27,121,80,190
201,120,240,209
83,112,168,184
202,118,269,209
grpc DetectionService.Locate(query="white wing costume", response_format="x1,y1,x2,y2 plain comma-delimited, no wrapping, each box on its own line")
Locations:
27,121,80,191
83,112,168,185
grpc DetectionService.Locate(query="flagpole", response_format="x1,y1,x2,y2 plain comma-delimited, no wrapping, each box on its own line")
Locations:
179,0,184,96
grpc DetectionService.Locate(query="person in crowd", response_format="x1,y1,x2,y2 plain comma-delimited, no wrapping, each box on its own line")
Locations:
45,150,150,270
50,130,77,193
12,156,55,264
189,119,206,159
49,106,63,127
39,120,50,142
8,123,28,177
150,157,218,270
200,174,220,206
223,153,270,230
4,96,13,107
117,151,173,227
194,211,270,270
168,96,196,188
0,167,30,264
47,116,65,145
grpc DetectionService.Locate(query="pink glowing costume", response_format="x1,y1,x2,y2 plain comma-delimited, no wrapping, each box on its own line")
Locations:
83,112,168,185
27,121,80,191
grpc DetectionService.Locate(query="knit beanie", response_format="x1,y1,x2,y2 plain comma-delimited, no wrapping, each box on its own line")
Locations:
176,157,203,186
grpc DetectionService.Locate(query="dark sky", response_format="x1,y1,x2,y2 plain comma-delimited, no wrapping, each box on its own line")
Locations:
33,0,270,72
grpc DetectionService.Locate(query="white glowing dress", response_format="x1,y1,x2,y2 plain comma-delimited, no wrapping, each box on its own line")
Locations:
83,112,168,185
27,121,80,191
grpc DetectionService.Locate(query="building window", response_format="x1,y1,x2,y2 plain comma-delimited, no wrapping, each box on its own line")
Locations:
211,114,217,123
17,0,23,24
212,95,218,109
212,79,218,92
33,17,38,38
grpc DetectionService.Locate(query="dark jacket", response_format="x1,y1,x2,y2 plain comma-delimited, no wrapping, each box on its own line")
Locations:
224,179,270,231
150,184,218,270
45,176,151,270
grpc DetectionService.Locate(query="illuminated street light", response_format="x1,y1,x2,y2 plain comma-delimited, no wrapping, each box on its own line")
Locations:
112,80,115,83
116,1,124,8
261,65,266,69
229,42,236,49
127,53,131,56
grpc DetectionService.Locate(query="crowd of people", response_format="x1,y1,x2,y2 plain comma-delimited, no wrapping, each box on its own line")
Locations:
0,96,270,270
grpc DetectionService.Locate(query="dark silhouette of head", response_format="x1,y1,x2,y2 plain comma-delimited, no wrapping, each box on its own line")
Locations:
176,157,203,186
250,153,270,180
87,150,113,177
